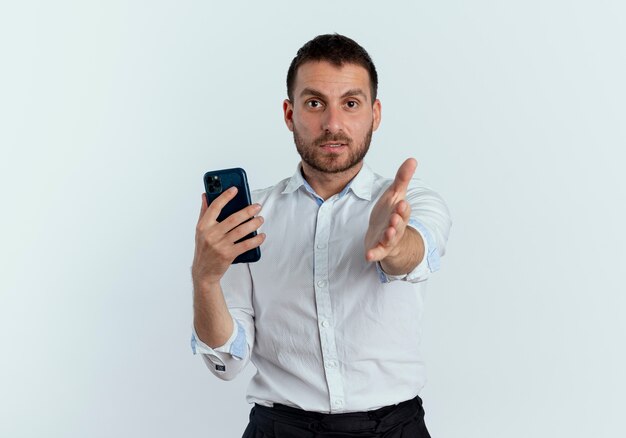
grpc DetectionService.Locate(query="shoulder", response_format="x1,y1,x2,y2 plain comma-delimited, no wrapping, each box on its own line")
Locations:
366,166,448,215
251,177,292,204
367,168,439,200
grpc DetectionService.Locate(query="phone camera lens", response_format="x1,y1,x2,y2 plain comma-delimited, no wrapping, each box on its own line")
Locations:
207,175,222,194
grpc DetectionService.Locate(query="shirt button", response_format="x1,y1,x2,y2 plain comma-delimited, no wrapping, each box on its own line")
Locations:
326,360,336,368
321,320,329,328
333,399,343,407
317,280,327,288
317,243,327,249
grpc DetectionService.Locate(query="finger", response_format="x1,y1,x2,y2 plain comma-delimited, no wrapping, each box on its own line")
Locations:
391,158,417,193
368,224,396,253
227,216,264,243
395,200,411,222
366,244,386,262
198,193,208,223
389,210,402,229
365,246,378,262
219,203,262,234
390,215,407,246
383,226,397,245
203,187,238,223
232,232,266,256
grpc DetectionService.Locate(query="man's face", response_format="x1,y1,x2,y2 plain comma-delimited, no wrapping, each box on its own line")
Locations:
283,61,381,174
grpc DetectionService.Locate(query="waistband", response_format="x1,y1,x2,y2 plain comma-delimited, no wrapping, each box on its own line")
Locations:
250,395,424,435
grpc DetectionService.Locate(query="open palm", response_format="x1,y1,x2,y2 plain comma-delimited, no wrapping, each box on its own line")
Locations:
364,158,417,262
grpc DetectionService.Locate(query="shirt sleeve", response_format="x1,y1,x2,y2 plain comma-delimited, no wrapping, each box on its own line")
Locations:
190,263,255,381
377,180,452,284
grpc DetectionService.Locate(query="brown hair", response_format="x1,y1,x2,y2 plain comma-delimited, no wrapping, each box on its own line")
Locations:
286,34,378,103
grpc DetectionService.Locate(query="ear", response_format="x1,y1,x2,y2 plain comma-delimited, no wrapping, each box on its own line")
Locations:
283,99,294,132
372,99,382,132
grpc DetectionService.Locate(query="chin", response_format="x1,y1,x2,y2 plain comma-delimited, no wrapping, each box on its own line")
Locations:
309,157,362,174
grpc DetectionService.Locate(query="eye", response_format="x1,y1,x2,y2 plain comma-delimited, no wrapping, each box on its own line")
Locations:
345,100,359,109
306,99,323,109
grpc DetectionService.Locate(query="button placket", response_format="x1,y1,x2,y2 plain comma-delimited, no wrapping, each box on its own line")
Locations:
313,198,345,413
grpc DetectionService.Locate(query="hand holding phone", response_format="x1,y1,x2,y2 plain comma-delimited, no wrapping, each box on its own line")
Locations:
192,168,264,288
202,168,262,264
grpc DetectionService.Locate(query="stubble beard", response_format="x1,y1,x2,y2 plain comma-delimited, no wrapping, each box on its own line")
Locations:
293,125,373,174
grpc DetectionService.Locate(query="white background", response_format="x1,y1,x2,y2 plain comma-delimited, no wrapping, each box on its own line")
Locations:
1,1,625,437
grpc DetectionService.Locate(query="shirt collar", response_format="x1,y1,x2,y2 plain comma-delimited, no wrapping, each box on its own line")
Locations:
282,162,374,201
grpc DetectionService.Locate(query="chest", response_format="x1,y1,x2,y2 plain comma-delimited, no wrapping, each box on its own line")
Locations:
249,193,376,313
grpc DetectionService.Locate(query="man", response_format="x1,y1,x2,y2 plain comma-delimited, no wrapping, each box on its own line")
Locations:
191,34,451,437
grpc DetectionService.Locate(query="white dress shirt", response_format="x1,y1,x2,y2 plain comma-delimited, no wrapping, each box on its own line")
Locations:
191,163,451,413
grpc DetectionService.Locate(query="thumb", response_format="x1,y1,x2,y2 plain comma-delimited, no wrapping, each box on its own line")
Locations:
391,158,418,193
198,193,208,222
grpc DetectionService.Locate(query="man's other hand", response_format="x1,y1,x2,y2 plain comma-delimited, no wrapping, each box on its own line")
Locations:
364,158,423,274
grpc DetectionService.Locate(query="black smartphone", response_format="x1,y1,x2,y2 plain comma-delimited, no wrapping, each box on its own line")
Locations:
203,167,261,264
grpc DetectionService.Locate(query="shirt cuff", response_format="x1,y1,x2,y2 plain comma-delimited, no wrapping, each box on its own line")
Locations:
190,317,247,362
376,219,440,283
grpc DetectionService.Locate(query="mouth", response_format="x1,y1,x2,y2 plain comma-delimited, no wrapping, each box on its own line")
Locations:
319,143,347,149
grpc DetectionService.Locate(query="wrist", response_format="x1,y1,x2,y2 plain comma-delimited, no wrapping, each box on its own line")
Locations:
379,227,421,275
379,257,408,276
193,277,222,297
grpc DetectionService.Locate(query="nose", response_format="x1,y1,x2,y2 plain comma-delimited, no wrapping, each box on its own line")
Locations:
321,105,343,134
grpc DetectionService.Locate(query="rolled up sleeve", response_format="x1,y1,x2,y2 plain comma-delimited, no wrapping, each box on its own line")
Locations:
190,263,255,381
377,180,452,284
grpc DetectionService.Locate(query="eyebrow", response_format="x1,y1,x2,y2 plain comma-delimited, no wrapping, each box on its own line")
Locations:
299,87,368,100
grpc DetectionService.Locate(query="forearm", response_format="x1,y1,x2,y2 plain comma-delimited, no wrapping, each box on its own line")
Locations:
379,227,425,275
193,280,234,348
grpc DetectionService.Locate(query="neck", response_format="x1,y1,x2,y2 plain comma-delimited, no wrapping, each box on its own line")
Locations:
300,161,363,200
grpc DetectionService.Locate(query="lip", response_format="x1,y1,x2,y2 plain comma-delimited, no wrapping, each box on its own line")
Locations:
319,144,347,154
319,143,347,148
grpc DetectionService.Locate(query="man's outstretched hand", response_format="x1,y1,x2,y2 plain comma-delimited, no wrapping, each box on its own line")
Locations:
364,158,424,275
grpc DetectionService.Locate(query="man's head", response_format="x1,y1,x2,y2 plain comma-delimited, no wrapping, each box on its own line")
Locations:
286,34,378,103
284,34,381,175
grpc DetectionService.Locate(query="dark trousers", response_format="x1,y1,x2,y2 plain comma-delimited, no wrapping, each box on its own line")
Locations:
242,395,431,437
